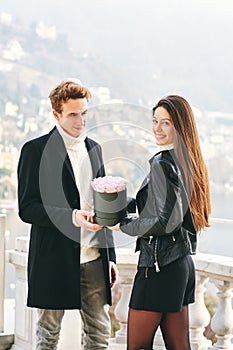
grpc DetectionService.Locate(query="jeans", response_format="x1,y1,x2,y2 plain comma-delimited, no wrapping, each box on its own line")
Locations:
36,258,110,349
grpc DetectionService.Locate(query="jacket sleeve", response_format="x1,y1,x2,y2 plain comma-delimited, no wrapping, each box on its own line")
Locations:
120,158,183,237
17,141,76,234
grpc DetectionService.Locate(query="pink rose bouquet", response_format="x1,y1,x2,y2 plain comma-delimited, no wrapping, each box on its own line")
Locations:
91,176,128,193
91,176,128,226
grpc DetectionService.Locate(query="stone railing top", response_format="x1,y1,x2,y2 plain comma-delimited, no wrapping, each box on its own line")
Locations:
116,248,139,265
193,252,233,281
15,236,29,253
5,236,29,267
7,236,233,283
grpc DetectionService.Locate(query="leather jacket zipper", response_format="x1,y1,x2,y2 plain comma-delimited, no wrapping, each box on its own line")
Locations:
145,236,153,278
154,237,160,272
153,235,176,273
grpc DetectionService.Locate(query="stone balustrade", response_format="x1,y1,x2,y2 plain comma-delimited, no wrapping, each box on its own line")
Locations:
0,215,6,334
0,214,14,350
5,237,233,350
192,253,233,350
113,250,233,349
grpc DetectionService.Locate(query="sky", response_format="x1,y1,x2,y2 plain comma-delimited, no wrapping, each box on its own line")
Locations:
1,0,233,110
2,0,232,65
2,0,233,60
2,0,233,51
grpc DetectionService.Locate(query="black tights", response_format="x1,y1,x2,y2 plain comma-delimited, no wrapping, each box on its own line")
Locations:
127,306,191,350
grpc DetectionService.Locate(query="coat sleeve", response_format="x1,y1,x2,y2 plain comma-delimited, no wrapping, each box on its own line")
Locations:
17,141,76,235
120,158,183,237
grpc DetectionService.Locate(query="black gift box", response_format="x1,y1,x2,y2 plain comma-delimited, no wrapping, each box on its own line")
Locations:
93,189,127,226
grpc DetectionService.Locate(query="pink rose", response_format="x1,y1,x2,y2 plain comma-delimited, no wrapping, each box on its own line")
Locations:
91,176,127,193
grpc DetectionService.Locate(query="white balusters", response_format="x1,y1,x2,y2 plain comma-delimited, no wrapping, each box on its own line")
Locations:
0,215,6,334
189,274,212,349
210,280,233,349
154,327,166,349
114,249,137,344
114,283,131,343
6,243,233,350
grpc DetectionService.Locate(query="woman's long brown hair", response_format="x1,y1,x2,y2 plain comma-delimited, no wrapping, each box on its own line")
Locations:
153,95,211,232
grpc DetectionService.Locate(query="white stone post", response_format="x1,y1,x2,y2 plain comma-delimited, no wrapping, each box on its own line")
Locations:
7,236,36,350
189,274,212,350
7,236,82,350
113,249,137,344
210,280,233,350
153,327,166,349
0,214,14,350
0,214,6,334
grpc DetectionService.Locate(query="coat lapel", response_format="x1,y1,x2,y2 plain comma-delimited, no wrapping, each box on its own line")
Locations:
48,128,104,189
48,127,76,183
85,137,104,179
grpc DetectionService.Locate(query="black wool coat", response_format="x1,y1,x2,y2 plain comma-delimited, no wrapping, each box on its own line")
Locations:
17,127,116,309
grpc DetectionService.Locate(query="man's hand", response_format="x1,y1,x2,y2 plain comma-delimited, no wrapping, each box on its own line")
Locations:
75,210,103,232
110,261,118,288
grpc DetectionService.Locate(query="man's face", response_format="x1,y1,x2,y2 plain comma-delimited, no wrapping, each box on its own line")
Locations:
53,98,88,138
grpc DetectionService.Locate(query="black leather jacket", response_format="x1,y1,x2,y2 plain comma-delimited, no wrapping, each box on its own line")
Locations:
120,150,197,271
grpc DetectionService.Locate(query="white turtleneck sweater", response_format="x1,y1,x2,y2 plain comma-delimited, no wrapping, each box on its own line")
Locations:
56,125,100,264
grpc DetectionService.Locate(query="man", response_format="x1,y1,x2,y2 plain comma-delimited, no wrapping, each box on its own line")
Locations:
17,79,118,349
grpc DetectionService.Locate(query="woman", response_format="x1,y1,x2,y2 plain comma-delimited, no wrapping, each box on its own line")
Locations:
110,95,211,350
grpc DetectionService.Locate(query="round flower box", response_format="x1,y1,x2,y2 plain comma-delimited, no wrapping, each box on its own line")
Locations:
93,189,127,226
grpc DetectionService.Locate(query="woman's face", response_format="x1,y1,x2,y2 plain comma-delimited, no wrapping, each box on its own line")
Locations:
153,106,174,146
